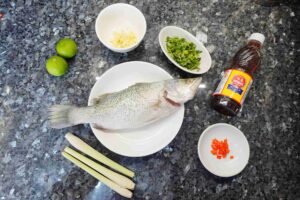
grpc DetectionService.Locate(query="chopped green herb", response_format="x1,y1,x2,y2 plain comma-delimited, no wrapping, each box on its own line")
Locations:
166,37,201,70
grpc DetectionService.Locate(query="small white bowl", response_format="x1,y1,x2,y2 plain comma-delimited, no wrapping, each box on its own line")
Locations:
197,123,250,177
95,3,147,53
159,26,212,74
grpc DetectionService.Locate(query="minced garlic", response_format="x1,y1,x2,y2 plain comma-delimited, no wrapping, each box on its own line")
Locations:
110,30,138,48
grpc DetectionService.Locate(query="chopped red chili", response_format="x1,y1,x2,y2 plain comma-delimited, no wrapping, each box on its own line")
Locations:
210,138,232,159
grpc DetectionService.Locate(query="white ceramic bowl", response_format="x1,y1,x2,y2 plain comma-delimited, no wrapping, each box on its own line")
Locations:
95,3,147,53
159,26,212,74
197,123,250,177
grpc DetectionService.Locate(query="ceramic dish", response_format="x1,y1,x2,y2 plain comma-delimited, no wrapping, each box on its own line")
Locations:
95,3,147,53
88,61,184,157
197,123,250,177
159,26,212,74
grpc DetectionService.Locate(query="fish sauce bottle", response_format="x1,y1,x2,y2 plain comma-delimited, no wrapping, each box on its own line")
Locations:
211,33,265,116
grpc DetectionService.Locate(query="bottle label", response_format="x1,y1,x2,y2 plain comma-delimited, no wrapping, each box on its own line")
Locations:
213,69,253,105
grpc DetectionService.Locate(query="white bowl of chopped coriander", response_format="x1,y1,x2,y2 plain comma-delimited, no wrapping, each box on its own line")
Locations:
159,26,212,74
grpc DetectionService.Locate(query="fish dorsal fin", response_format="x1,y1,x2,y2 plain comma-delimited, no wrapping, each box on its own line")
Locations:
90,93,111,105
131,82,145,87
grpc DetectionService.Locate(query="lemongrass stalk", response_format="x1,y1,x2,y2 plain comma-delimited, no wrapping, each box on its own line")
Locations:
65,133,135,178
62,151,132,198
64,147,135,189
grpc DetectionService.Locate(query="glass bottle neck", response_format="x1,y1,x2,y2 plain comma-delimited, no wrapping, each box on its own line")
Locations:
247,40,262,49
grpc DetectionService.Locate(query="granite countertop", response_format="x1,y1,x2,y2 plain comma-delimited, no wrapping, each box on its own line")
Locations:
0,0,299,199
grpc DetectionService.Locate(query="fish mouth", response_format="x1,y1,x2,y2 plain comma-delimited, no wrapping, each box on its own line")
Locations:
187,77,202,90
185,77,202,99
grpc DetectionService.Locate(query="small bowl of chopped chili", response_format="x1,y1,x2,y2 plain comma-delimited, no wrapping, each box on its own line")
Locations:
197,123,250,177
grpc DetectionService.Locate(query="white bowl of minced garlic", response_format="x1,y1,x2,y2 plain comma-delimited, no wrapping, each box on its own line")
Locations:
95,3,147,53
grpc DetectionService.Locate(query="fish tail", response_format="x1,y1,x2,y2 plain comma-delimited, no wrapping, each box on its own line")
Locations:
48,105,78,129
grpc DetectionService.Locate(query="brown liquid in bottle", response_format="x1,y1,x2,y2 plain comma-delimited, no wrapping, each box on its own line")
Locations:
211,33,264,116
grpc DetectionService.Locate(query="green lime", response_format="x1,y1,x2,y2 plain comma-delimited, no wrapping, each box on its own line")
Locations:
55,38,77,58
46,55,68,76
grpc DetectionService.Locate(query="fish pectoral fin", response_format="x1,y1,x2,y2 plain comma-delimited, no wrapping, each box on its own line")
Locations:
145,116,159,123
151,99,162,109
91,93,111,105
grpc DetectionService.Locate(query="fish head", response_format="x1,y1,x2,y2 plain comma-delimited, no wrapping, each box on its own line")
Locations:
164,77,202,104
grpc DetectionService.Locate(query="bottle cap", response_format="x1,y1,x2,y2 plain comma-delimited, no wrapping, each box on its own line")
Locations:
247,33,265,45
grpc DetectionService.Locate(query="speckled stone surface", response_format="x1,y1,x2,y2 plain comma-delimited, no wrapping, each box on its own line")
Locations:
0,0,299,199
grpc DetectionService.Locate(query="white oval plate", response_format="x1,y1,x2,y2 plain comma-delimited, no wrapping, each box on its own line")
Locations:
88,61,184,157
159,26,212,74
197,123,250,177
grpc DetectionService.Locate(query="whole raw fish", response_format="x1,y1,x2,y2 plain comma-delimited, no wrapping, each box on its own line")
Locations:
49,78,201,130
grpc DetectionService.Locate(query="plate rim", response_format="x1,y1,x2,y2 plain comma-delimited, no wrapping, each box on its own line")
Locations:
88,61,185,157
